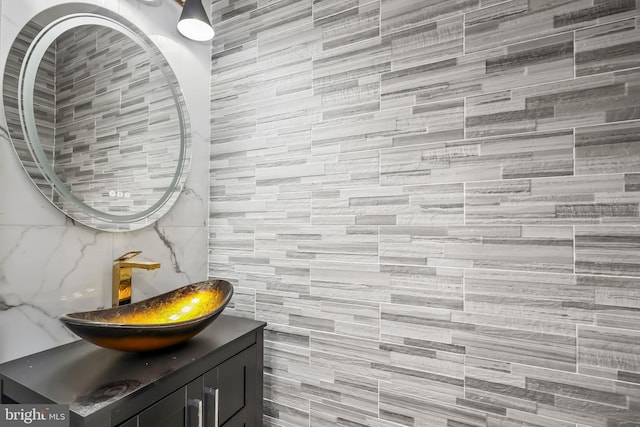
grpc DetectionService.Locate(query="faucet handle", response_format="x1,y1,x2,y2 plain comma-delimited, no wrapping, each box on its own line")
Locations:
112,251,160,307
115,251,142,262
114,250,161,270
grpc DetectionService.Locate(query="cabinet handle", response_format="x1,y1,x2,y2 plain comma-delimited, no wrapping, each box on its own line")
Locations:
204,387,219,427
188,398,203,427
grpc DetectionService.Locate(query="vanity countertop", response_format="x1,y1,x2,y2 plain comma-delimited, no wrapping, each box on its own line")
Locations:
0,314,266,426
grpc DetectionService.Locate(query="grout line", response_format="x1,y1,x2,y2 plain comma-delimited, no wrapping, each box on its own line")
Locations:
378,302,382,343
571,127,580,177
377,378,382,421
575,322,580,376
379,0,382,44
573,29,577,80
572,224,577,275
462,9,466,56
462,94,467,150
463,181,467,225
462,268,466,314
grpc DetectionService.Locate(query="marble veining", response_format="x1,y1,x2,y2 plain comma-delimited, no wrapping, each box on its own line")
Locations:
0,0,210,364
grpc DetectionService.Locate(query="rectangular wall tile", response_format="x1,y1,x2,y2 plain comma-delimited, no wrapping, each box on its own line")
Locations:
376,342,465,405
310,261,389,302
579,274,640,332
317,76,380,121
311,183,464,226
249,0,313,38
380,130,575,186
301,370,380,417
264,335,310,378
381,32,574,107
382,15,464,72
537,395,640,426
453,320,577,372
314,1,380,52
254,150,380,193
575,225,640,276
465,363,555,416
253,225,379,263
312,0,361,21
381,301,458,346
466,361,640,426
312,40,391,91
465,269,595,326
310,400,401,427
575,121,640,175
466,175,639,224
380,225,574,273
381,0,479,35
386,263,464,311
258,288,381,340
264,371,310,426
466,68,640,138
465,0,638,53
312,100,464,153
576,17,640,76
379,389,486,426
579,325,640,375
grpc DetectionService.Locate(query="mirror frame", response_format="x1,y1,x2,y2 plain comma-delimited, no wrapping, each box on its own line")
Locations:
3,4,191,231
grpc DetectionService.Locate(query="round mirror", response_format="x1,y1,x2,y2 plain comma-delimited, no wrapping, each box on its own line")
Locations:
2,5,191,231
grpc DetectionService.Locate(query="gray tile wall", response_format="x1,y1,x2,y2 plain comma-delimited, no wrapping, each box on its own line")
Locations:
208,0,640,425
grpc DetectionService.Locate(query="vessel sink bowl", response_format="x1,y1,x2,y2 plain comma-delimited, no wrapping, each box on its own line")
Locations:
59,280,233,352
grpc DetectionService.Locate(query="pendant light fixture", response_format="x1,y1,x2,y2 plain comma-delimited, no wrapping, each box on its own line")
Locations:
176,0,215,42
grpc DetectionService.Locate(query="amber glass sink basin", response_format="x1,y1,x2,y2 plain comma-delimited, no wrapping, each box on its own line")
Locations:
59,280,233,352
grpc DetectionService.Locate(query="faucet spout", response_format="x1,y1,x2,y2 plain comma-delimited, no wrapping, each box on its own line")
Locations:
112,251,161,307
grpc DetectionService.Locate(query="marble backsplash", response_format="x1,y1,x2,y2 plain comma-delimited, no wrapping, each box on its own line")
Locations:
0,0,210,363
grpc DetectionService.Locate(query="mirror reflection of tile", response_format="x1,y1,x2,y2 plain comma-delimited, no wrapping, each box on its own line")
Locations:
25,23,181,217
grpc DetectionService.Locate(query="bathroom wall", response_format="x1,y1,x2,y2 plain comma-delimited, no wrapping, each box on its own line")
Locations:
208,0,640,426
0,0,210,363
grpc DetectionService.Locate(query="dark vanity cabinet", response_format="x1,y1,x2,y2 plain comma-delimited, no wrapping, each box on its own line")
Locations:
0,315,265,427
119,343,258,427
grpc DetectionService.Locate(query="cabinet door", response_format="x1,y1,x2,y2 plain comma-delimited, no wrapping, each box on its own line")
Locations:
118,345,259,427
203,345,257,427
118,377,204,427
118,418,137,427
137,387,186,427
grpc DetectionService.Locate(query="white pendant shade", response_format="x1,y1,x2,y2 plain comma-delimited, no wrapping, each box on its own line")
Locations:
177,0,214,41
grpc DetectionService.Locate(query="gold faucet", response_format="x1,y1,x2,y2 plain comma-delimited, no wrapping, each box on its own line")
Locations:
112,251,161,307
